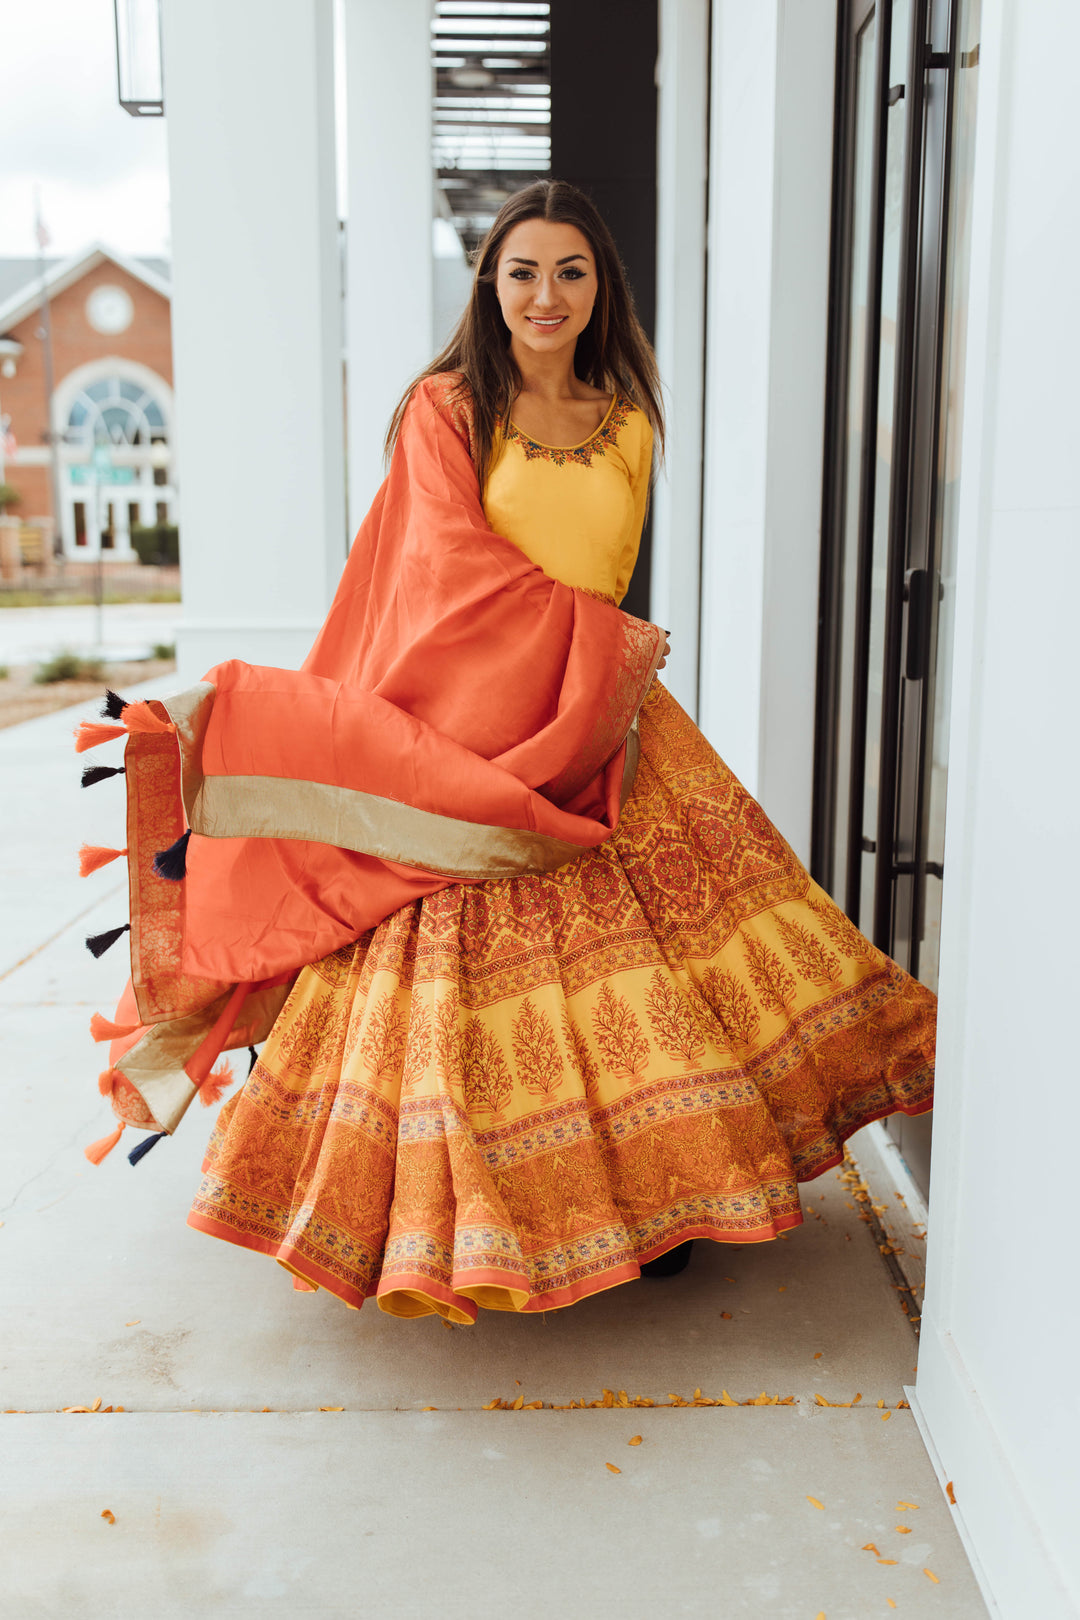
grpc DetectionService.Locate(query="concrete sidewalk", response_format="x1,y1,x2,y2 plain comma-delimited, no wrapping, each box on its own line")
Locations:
0,681,988,1619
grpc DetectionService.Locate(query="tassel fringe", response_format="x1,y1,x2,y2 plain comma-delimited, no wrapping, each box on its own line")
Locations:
86,923,130,959
97,1067,124,1096
152,828,191,881
119,699,176,736
127,1131,167,1166
74,720,126,753
199,1062,235,1107
84,1124,124,1165
81,764,125,787
102,689,128,719
89,1013,140,1042
79,843,127,878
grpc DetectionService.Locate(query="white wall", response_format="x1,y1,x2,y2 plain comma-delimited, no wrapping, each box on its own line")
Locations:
161,0,346,683
916,2,1080,1614
698,0,836,863
650,0,709,720
343,0,434,534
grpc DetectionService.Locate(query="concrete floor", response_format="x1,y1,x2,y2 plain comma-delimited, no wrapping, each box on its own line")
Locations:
0,680,988,1619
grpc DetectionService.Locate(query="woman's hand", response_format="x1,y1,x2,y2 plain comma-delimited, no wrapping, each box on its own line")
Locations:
657,632,671,672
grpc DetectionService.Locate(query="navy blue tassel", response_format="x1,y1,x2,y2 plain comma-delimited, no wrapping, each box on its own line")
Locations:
247,1045,258,1075
82,763,126,788
86,923,130,958
127,1131,167,1166
101,689,128,719
152,828,190,881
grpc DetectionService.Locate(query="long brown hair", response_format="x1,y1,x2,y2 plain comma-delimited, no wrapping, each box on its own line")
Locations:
385,179,664,485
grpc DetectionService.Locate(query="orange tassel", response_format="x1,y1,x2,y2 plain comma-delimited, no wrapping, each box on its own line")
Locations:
120,700,176,737
84,1124,124,1165
74,720,126,753
198,1062,235,1106
89,1013,140,1042
97,1067,123,1097
79,843,128,877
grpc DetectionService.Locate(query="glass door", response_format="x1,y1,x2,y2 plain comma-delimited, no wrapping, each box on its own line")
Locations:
813,0,981,1197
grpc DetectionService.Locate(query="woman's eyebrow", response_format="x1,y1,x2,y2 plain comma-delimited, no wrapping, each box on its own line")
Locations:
506,255,589,266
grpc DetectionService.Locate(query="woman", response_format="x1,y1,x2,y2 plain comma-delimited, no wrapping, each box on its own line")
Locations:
78,181,934,1323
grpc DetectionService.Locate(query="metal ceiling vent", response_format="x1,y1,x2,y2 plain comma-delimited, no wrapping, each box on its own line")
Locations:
433,1,551,254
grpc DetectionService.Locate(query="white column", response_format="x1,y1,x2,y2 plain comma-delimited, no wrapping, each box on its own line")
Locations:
697,0,836,862
343,0,434,536
650,0,709,721
161,0,346,684
916,3,1080,1614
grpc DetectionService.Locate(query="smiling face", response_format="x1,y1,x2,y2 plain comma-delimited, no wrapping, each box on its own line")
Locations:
494,218,598,361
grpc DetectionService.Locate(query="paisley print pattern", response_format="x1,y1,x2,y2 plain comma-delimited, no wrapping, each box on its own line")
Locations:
188,683,935,1323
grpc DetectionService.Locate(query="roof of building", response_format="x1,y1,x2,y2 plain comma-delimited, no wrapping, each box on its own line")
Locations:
0,246,171,336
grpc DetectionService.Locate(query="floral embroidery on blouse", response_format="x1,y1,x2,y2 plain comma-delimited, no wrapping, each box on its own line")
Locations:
502,391,634,468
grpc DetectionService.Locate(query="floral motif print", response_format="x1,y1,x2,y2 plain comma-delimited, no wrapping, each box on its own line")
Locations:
512,998,565,1099
591,981,651,1081
645,971,706,1068
774,915,844,988
502,391,635,468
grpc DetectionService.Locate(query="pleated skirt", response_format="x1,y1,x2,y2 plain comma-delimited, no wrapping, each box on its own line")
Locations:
188,683,935,1323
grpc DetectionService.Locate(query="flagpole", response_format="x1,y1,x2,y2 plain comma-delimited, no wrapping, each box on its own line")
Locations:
34,189,64,573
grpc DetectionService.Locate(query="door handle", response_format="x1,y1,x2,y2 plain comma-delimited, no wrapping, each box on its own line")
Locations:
903,567,930,680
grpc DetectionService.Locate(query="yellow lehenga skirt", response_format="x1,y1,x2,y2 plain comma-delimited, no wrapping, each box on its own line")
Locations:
188,684,935,1323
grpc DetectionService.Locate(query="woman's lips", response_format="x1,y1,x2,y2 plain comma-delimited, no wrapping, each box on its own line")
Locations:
526,315,568,329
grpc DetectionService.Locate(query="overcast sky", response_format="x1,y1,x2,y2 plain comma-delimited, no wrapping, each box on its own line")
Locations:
0,0,170,258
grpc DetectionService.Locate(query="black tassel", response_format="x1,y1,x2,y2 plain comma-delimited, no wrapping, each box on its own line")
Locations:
127,1131,167,1166
86,923,130,958
81,763,126,788
101,689,128,719
152,828,191,881
247,1045,259,1075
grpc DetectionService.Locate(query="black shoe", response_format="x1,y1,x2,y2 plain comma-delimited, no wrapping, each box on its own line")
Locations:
640,1240,694,1277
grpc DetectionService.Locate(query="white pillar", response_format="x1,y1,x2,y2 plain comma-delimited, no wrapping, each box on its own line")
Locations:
161,0,346,684
916,4,1080,1614
697,0,836,862
650,0,709,721
342,0,434,535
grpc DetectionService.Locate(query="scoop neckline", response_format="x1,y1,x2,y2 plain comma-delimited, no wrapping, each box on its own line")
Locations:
507,390,619,451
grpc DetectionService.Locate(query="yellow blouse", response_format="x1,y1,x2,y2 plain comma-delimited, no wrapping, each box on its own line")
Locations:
483,390,654,605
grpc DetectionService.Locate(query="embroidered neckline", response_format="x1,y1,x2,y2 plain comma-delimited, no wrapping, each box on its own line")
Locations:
503,391,634,467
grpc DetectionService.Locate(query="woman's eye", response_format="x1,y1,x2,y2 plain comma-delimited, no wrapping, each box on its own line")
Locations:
560,267,586,280
509,268,534,280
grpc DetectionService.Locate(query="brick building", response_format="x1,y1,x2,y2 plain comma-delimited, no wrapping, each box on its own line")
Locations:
0,244,174,562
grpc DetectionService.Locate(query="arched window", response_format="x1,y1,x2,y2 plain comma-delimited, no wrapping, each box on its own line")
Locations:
66,375,167,447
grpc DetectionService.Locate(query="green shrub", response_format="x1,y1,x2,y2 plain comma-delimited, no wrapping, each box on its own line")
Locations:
33,650,105,685
151,641,176,661
0,664,9,679
0,482,21,514
130,523,180,566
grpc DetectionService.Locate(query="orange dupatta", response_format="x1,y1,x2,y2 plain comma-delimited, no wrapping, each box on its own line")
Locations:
78,374,666,1159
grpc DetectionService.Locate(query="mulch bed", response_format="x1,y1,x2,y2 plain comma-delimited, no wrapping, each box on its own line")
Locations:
0,659,177,731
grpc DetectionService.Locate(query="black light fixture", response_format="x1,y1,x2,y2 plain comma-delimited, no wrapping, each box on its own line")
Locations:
113,0,165,117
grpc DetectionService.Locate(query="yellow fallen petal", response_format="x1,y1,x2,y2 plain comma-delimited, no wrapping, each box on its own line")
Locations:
90,1397,103,1413
628,1435,643,1446
523,1401,543,1410
876,1558,898,1566
421,1406,438,1412
814,1394,832,1407
813,1351,823,1359
319,1406,344,1412
511,1396,525,1410
719,1390,738,1407
125,1321,140,1327
852,1393,862,1404
778,1285,786,1292
887,1603,897,1611
606,1463,621,1474
482,1399,501,1411
62,1407,90,1414
862,1543,879,1554
720,1311,733,1320
806,1496,825,1511
945,1481,957,1505
896,1526,912,1534
114,1406,125,1413
881,1410,892,1421
100,1509,115,1525
924,1569,940,1584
